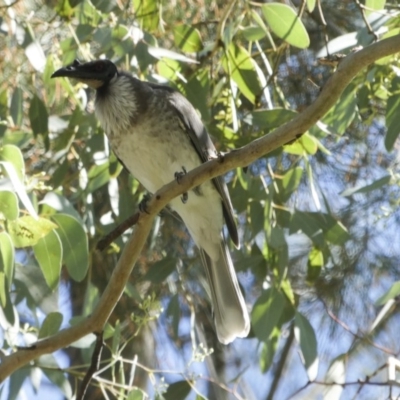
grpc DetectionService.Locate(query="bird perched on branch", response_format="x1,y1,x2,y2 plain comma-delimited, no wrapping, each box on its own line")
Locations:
52,59,250,344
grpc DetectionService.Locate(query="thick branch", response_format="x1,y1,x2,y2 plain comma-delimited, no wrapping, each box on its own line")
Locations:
0,34,399,382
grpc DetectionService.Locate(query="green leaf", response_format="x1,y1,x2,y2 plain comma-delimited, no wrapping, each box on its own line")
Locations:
33,230,62,290
376,281,400,305
0,190,19,220
167,294,181,338
1,280,15,321
385,77,400,151
290,211,324,246
294,312,318,378
128,389,146,400
43,366,73,399
307,247,323,282
111,320,122,354
249,201,265,238
0,231,14,288
39,312,63,339
252,288,286,341
55,0,74,18
125,282,144,303
86,162,110,193
91,0,116,13
341,175,391,197
274,167,303,203
7,216,58,248
262,3,310,49
144,257,177,283
259,328,279,373
3,131,33,148
157,58,181,81
181,69,211,122
324,84,357,135
52,214,89,282
14,262,59,314
164,380,192,400
10,88,23,126
8,369,30,400
376,28,400,65
267,225,286,250
0,144,25,182
0,271,6,307
75,24,95,42
93,27,112,47
40,192,82,222
283,133,317,155
242,25,267,41
325,220,350,245
280,278,295,305
365,0,386,14
306,0,316,12
290,211,350,246
133,0,159,32
248,108,297,130
173,24,203,52
222,43,261,104
0,160,37,218
29,95,49,137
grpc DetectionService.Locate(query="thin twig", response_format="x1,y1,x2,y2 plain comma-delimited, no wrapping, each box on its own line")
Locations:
266,324,295,400
97,212,140,251
77,332,105,400
323,302,395,355
353,0,379,41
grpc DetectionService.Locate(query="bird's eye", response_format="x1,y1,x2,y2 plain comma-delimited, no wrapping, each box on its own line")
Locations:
94,63,105,71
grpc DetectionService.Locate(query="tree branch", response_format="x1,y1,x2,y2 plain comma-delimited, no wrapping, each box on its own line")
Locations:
0,34,399,383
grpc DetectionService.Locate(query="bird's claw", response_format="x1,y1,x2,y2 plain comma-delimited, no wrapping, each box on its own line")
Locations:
181,192,188,203
139,193,152,214
175,166,188,204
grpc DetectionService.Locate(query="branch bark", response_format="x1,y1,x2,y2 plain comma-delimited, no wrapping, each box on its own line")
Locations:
0,34,399,382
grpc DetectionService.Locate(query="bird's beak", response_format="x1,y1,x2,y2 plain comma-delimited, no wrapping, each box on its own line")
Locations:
51,59,107,89
51,60,87,80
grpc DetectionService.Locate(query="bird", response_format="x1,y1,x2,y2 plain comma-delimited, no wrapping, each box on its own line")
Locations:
51,59,250,344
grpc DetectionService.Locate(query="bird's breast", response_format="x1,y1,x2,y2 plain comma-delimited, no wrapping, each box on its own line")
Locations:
108,117,201,194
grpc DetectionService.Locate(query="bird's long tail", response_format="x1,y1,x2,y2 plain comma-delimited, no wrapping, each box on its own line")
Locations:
200,238,250,344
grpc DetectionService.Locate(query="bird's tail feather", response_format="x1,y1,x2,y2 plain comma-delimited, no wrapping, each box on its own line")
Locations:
200,238,250,344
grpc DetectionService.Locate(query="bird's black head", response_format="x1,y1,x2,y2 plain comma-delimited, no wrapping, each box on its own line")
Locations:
51,59,118,89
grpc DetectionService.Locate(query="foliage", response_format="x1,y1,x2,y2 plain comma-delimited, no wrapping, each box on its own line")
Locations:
0,0,400,399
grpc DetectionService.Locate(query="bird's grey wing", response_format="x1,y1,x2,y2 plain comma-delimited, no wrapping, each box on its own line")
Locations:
167,90,239,248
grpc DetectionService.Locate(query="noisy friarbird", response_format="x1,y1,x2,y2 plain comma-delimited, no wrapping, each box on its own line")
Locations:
51,59,250,344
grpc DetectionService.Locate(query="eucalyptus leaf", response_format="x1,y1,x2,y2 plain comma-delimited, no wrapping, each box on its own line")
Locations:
262,3,310,49
7,216,57,248
144,257,177,283
252,288,286,341
0,190,19,220
52,214,89,282
39,312,63,338
33,230,62,290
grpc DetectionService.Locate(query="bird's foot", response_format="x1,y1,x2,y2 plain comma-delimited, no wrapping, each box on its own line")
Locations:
217,151,225,162
139,194,167,217
139,193,152,214
174,166,188,204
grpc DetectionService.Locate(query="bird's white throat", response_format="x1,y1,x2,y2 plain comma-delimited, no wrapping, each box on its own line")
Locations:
95,75,139,138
